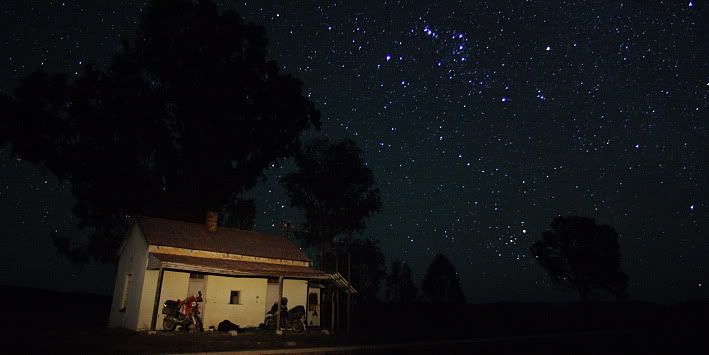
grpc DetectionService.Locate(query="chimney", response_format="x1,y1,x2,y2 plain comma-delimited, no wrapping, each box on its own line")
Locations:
206,211,219,232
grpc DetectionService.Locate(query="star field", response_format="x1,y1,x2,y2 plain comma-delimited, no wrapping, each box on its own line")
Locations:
1,0,707,301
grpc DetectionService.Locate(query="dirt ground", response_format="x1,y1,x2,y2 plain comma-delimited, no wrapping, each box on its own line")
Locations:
5,287,708,354
6,327,340,354
6,326,709,354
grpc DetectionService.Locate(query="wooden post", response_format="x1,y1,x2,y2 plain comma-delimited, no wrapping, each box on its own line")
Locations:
347,252,351,333
276,276,284,335
330,288,335,334
150,266,165,331
335,253,340,332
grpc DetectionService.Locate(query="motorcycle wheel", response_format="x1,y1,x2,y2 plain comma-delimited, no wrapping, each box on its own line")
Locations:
163,318,177,331
264,317,275,329
291,320,305,333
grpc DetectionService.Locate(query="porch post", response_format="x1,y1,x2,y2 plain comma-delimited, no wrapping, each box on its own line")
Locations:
276,276,284,335
335,255,340,331
346,293,351,333
150,266,165,331
347,252,351,333
330,287,336,333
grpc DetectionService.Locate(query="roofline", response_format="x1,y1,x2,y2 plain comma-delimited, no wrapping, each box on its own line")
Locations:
157,261,332,280
117,223,148,258
147,244,311,267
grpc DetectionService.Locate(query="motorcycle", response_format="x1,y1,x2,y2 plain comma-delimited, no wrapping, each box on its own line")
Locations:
162,291,204,332
264,297,306,333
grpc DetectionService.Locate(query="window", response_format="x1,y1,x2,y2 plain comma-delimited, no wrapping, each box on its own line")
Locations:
229,291,241,304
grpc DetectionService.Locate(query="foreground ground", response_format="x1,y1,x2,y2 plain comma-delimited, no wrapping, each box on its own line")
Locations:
4,326,709,354
5,286,708,354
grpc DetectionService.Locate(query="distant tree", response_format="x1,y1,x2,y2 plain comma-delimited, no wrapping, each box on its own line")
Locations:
0,0,320,262
385,260,418,304
280,137,381,263
530,216,629,301
421,254,465,304
219,198,256,230
332,238,386,304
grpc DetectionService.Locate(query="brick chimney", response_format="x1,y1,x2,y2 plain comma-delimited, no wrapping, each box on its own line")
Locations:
206,211,219,232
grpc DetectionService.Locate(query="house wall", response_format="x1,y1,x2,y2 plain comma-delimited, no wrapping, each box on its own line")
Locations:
136,270,190,331
203,276,268,329
108,225,149,330
283,279,308,311
266,279,280,309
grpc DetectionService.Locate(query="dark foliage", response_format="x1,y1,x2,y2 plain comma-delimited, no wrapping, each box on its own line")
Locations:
530,216,629,300
219,198,256,230
280,137,381,252
331,238,386,304
385,259,418,304
421,254,465,304
0,0,319,262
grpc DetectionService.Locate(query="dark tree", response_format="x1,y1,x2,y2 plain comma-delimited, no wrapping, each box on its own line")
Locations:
0,0,319,262
334,238,386,304
280,137,381,260
219,198,256,230
421,254,465,304
385,260,418,304
530,216,629,301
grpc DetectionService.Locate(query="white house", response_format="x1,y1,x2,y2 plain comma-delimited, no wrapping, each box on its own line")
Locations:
108,214,354,331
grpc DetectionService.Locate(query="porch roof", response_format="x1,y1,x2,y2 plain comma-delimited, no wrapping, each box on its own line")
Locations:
148,253,331,280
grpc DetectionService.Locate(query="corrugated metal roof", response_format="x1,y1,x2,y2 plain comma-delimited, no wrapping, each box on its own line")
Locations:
149,253,330,279
137,216,310,262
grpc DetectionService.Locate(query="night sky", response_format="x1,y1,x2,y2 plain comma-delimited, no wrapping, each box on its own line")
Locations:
1,1,707,303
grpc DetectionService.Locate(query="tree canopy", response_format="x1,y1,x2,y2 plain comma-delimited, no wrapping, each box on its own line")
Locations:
421,254,465,304
0,0,320,262
385,259,418,304
530,216,629,301
334,238,386,304
280,137,381,252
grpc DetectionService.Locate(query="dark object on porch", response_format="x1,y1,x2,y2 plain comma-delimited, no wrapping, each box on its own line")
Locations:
217,320,241,332
161,300,179,316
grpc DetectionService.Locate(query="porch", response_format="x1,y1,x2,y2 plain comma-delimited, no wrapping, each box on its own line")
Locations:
146,253,356,333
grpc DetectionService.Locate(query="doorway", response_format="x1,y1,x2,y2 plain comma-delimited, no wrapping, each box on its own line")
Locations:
188,273,206,318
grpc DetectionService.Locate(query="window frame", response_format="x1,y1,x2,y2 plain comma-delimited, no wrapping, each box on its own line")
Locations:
229,290,241,305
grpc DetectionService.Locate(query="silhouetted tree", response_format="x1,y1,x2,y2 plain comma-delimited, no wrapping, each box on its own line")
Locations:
220,198,256,230
333,238,386,304
385,260,418,304
0,0,320,262
421,254,465,304
530,216,629,301
280,137,381,263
